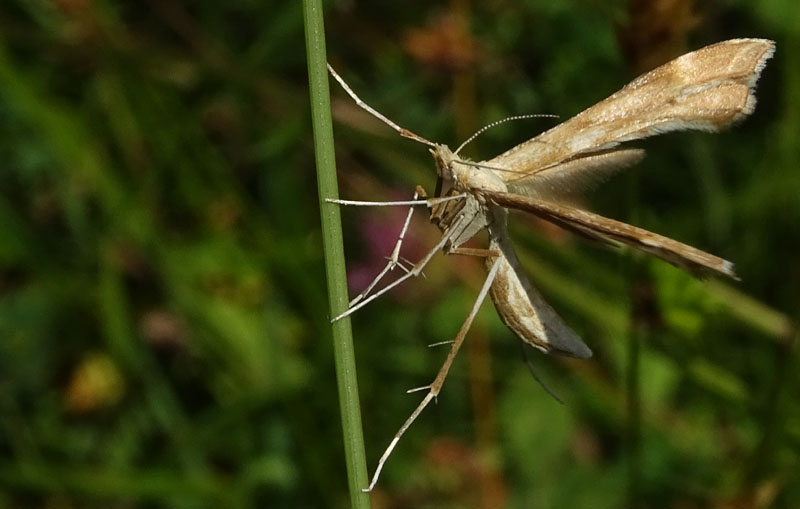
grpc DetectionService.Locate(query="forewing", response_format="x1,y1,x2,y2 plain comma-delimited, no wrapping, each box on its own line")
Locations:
487,39,774,183
507,148,645,199
484,190,737,278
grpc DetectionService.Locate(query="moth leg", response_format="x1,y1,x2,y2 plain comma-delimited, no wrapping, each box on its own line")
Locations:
326,197,430,207
348,191,421,307
447,247,498,258
395,256,416,274
328,64,437,148
326,192,465,208
331,215,466,322
363,256,503,492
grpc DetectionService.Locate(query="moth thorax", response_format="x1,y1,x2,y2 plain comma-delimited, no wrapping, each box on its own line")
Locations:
457,161,508,194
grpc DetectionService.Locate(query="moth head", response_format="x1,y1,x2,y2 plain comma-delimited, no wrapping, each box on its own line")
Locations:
430,145,457,182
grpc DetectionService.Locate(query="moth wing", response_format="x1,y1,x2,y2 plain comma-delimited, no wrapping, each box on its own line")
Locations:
489,236,593,358
484,190,737,279
507,148,645,200
486,39,774,183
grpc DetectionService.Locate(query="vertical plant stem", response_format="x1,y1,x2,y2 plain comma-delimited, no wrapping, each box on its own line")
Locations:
302,1,371,506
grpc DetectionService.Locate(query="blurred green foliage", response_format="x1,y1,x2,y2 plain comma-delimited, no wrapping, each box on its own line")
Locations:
0,0,798,507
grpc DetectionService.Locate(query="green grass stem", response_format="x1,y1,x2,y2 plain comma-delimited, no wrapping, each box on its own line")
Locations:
302,1,371,506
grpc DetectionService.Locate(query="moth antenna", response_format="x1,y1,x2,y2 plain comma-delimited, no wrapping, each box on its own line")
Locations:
327,64,438,148
454,114,559,156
